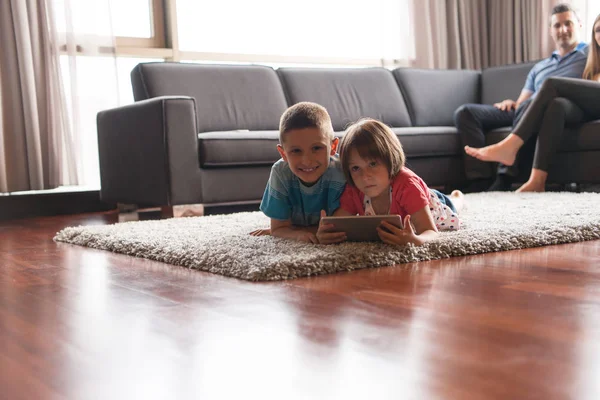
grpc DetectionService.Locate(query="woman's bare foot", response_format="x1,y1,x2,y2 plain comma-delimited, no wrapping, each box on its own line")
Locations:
450,190,465,213
464,143,518,166
515,181,545,192
515,169,548,192
464,133,524,166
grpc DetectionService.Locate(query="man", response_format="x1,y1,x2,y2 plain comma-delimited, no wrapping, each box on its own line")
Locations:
454,3,588,192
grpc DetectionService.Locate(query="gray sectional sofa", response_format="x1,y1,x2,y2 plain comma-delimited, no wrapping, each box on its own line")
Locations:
96,61,600,211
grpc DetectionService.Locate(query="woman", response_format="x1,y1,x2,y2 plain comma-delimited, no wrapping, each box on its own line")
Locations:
465,14,600,192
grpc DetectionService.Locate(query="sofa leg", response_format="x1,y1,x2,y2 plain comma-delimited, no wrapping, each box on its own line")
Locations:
117,203,165,222
160,206,174,218
117,203,140,222
116,203,204,222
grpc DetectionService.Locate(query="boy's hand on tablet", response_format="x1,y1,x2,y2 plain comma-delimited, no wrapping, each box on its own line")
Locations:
317,210,347,244
377,215,421,246
297,231,319,244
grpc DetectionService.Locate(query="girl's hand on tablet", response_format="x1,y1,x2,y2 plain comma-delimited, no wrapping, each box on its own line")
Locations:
377,215,422,246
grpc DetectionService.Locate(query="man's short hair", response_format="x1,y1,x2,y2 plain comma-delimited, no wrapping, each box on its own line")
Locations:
279,102,335,144
551,3,580,22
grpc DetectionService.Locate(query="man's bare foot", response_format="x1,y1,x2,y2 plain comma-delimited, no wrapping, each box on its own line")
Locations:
250,228,271,237
516,181,545,192
464,143,518,166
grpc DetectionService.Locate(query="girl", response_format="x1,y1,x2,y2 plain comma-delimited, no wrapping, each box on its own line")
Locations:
317,118,464,246
465,13,600,192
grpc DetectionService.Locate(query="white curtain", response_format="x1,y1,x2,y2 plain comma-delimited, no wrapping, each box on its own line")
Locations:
52,0,119,188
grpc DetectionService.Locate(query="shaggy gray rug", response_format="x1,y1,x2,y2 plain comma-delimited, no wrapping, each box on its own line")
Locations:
54,192,600,281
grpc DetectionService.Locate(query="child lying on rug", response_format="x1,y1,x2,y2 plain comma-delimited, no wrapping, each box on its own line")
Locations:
316,118,465,246
250,102,346,243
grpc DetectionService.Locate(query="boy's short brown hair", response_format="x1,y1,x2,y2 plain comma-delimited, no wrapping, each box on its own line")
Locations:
279,102,335,143
339,118,405,186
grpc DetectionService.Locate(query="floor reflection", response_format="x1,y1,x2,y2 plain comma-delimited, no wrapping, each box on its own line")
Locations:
2,212,600,399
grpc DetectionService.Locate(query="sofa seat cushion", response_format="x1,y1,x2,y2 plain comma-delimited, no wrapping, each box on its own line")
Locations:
391,127,462,157
486,120,600,152
198,130,281,167
484,127,512,144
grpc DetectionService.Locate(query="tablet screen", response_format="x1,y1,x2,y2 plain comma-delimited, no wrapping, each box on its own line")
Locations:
321,215,403,242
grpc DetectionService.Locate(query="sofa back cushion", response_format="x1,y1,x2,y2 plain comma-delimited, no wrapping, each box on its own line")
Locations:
393,68,481,127
481,61,537,105
131,62,288,132
278,68,412,131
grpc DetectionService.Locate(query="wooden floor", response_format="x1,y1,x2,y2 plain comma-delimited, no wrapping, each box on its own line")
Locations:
1,212,599,400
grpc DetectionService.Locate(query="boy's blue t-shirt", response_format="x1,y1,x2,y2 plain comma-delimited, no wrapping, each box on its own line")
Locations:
260,156,346,226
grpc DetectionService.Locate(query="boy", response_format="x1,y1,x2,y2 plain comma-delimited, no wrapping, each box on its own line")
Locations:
257,102,346,243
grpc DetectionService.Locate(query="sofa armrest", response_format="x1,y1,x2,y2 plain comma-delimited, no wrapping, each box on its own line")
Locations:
96,96,199,206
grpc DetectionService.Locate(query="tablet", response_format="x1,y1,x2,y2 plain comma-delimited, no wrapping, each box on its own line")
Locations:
320,215,403,242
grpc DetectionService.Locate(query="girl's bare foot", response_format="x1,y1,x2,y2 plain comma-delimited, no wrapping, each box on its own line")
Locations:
450,190,465,213
464,143,518,166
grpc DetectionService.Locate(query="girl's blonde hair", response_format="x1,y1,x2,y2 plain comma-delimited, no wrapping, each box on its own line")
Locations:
583,14,600,80
339,118,405,187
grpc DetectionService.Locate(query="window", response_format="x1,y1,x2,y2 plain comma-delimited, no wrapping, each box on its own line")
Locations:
50,0,415,188
58,56,161,188
52,0,166,187
176,0,414,65
53,0,164,48
582,1,600,38
568,0,600,40
112,0,154,38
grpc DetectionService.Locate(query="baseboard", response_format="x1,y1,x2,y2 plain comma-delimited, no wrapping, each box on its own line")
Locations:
204,202,260,215
0,190,116,221
0,189,261,221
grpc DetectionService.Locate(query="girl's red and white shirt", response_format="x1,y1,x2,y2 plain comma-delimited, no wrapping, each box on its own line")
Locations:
340,167,460,231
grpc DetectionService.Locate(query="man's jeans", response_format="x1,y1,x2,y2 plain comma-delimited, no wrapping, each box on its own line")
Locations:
454,99,533,180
